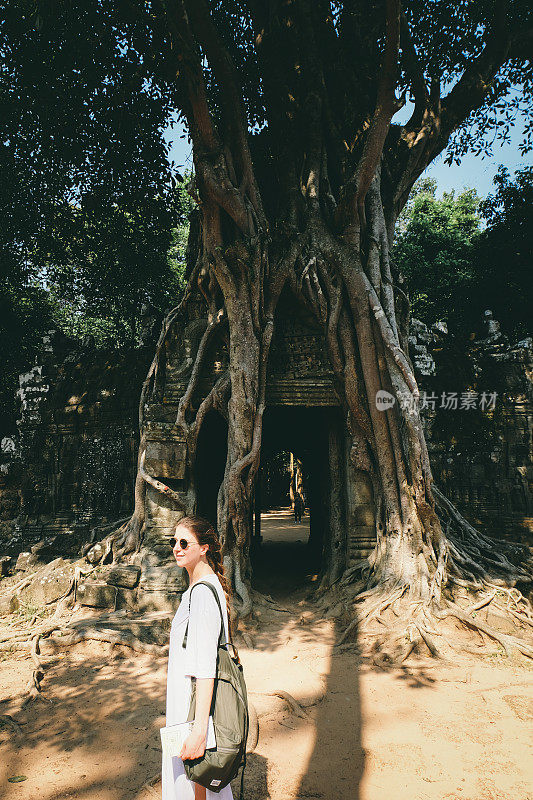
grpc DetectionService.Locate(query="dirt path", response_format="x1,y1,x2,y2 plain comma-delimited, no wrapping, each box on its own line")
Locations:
0,511,531,800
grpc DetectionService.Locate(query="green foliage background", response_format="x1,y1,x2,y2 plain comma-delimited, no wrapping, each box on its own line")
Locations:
0,2,196,435
393,167,533,341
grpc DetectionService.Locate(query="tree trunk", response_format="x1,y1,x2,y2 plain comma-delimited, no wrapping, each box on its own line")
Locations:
217,294,262,617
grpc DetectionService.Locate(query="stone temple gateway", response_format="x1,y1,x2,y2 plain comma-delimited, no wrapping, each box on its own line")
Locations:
142,288,377,600
2,303,531,613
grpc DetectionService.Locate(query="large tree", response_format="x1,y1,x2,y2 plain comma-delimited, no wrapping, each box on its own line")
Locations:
5,1,533,644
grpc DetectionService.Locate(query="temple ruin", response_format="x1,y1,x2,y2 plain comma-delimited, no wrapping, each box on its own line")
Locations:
0,306,531,611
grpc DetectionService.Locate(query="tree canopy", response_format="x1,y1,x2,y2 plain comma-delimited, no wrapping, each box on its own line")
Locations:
2,2,532,222
0,3,195,434
394,168,533,340
394,182,481,329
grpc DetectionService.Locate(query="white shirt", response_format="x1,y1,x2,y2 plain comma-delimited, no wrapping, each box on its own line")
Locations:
165,573,230,725
182,574,230,680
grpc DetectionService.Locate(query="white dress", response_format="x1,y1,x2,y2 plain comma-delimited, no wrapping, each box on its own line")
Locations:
162,573,235,800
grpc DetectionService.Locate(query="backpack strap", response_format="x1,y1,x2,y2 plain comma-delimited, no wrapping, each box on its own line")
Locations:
237,699,249,800
181,580,231,650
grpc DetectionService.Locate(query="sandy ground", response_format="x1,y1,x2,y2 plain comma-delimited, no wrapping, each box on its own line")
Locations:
0,510,532,800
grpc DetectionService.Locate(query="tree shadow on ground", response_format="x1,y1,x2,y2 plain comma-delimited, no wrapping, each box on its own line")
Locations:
1,643,169,800
248,510,364,799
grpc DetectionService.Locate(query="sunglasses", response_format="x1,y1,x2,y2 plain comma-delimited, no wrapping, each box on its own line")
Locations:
169,537,199,551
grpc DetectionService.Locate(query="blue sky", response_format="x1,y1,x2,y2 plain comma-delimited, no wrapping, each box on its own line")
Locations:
165,115,531,200
419,125,530,197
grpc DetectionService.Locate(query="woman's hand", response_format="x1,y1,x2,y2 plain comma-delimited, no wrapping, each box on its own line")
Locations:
180,677,214,760
180,724,207,761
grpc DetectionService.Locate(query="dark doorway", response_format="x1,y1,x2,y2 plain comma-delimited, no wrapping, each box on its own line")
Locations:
252,406,345,597
195,410,227,527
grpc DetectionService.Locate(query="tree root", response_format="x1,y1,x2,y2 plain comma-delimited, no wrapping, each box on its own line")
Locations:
329,475,533,664
139,450,186,511
246,701,259,752
433,486,530,584
400,625,420,662
496,605,533,628
338,560,369,587
414,622,440,657
249,588,290,613
465,590,497,614
57,625,168,656
23,634,49,705
434,604,533,659
240,631,255,649
332,577,533,664
1,620,65,647
337,584,407,646
266,690,311,720
6,575,33,595
1,612,168,658
359,585,407,627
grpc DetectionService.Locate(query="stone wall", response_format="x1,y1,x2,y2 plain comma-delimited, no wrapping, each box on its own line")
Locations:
0,329,155,558
410,314,532,542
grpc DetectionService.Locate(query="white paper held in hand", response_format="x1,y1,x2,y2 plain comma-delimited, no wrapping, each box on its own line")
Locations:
160,716,216,757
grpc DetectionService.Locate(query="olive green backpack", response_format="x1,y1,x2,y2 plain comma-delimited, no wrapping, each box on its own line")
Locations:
182,580,249,798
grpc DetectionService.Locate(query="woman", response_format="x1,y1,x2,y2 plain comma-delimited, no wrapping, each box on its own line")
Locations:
162,516,237,800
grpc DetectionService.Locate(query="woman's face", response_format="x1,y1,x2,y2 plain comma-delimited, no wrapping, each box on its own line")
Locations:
172,524,208,569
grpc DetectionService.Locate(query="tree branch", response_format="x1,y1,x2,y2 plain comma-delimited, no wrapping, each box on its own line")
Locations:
438,3,512,144
362,272,419,400
354,0,402,205
390,3,531,217
160,2,256,235
175,310,226,430
400,11,430,129
160,0,219,154
184,0,266,227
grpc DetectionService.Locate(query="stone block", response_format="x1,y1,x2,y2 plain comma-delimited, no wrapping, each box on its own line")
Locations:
144,438,187,479
139,563,187,593
136,588,181,615
30,537,59,561
115,587,138,610
15,551,38,572
142,534,182,564
86,542,105,565
0,592,19,615
105,564,140,589
352,505,375,528
77,581,118,608
348,526,376,563
145,485,187,534
349,469,374,504
19,558,75,606
0,555,12,576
